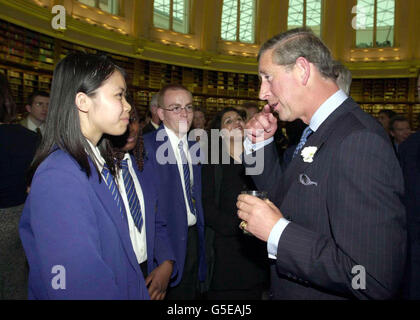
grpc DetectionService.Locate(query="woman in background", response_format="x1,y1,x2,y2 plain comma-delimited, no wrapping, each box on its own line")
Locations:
0,73,38,299
202,107,269,300
19,53,150,299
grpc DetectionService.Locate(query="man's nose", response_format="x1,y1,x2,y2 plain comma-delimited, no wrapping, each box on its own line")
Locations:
259,81,270,101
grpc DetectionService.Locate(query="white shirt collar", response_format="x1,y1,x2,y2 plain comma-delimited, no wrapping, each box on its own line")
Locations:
309,89,348,132
164,124,188,149
151,120,160,129
27,116,45,132
86,139,106,172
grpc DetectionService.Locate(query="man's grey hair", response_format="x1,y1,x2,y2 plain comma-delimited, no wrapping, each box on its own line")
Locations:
333,61,352,95
258,27,336,81
149,93,159,109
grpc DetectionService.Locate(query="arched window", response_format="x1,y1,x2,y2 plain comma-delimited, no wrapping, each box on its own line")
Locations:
221,0,256,43
153,0,190,34
78,0,119,15
287,0,322,37
355,0,395,48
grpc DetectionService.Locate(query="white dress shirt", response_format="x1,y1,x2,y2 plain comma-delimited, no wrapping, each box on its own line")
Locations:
165,125,197,227
26,116,45,135
87,140,147,264
243,90,348,259
150,120,160,130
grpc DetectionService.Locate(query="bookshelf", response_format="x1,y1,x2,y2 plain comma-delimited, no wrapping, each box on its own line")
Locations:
0,19,419,128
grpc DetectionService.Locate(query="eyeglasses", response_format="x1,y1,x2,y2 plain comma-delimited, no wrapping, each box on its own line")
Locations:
160,105,194,114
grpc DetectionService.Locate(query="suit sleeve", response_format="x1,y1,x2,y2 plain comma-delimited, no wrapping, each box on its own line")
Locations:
244,140,284,205
275,130,406,299
142,140,179,280
22,166,122,299
153,193,178,278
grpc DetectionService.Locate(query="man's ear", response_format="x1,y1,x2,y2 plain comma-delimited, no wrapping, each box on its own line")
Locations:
75,92,90,113
25,104,32,113
157,107,164,122
295,57,311,86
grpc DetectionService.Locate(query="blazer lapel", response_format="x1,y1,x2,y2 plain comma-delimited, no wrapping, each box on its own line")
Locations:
88,160,140,274
278,99,357,205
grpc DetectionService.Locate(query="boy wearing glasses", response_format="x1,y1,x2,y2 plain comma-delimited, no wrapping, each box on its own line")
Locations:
143,84,207,300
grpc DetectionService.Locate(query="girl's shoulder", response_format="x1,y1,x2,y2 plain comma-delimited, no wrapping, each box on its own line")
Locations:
36,148,88,180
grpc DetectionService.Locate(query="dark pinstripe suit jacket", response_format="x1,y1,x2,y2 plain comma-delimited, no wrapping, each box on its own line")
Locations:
248,98,407,299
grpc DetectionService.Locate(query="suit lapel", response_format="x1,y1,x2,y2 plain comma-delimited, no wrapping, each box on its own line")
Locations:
88,160,140,274
278,99,357,205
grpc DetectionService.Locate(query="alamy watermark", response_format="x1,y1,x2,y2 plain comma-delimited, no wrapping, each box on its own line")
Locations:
152,128,266,175
51,265,66,290
351,5,368,30
51,5,66,30
351,265,366,290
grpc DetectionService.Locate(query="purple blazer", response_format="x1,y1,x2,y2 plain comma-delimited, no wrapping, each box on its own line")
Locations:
19,149,150,299
143,126,207,286
129,153,177,277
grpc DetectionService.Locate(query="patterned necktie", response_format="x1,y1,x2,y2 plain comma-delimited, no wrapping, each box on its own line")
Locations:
102,163,123,215
178,141,196,215
121,159,143,233
293,126,313,158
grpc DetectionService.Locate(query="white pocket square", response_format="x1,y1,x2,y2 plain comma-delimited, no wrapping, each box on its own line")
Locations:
299,173,318,186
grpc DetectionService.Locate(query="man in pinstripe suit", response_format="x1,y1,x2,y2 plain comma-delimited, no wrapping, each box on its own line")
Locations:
237,28,406,299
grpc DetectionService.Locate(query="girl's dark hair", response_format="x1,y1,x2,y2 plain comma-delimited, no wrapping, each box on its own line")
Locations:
108,103,145,172
209,107,245,130
0,73,17,123
29,52,126,183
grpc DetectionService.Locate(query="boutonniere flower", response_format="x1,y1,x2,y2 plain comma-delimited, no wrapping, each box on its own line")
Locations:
301,146,318,163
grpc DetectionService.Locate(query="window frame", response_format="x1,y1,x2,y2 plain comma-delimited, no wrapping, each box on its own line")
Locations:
355,0,395,48
220,0,257,44
287,0,323,37
77,0,121,16
153,0,191,34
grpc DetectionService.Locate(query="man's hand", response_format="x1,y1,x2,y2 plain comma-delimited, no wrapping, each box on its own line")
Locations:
145,260,173,300
236,194,283,242
245,104,278,143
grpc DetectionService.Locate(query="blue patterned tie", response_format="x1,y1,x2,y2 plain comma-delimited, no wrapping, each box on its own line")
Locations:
178,141,196,215
121,159,143,233
293,126,313,158
102,163,123,215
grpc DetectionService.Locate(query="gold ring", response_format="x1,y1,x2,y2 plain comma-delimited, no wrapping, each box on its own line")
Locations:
240,220,247,230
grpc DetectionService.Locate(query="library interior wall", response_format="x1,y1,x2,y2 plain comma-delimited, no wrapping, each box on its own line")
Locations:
0,0,419,128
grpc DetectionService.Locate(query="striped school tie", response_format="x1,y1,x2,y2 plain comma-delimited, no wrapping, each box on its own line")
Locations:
293,126,313,159
102,163,123,215
121,159,143,232
178,141,196,215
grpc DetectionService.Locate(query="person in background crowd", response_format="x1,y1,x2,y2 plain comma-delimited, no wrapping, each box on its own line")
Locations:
389,115,412,152
192,106,206,130
20,91,49,138
202,107,269,300
241,101,260,122
143,84,207,300
377,109,397,135
0,73,38,300
19,53,150,299
399,72,420,300
142,93,161,135
108,104,177,300
333,61,352,95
